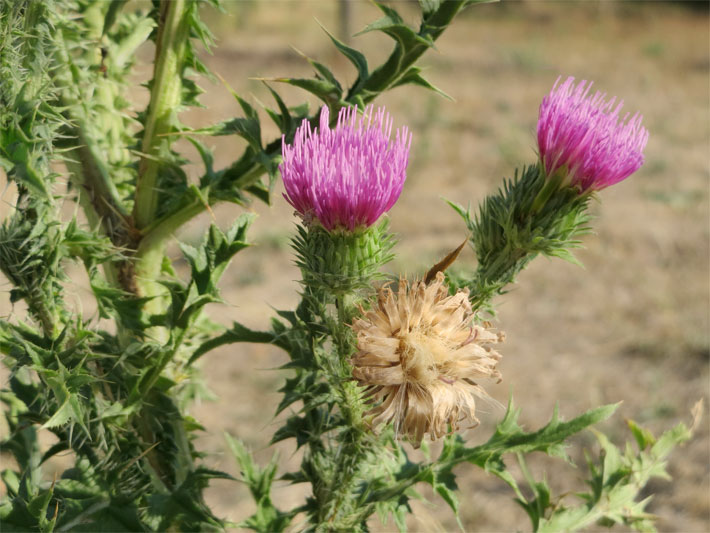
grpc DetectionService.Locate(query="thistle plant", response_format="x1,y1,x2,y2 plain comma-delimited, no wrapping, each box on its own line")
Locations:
0,1,698,532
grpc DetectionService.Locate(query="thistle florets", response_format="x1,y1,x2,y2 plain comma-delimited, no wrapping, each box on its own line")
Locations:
280,104,411,232
537,76,649,191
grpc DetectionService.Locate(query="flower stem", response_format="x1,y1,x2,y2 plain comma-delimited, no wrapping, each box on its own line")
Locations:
317,294,369,528
133,0,190,230
129,0,192,340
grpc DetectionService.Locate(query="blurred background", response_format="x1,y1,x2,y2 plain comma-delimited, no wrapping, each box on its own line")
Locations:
2,1,709,531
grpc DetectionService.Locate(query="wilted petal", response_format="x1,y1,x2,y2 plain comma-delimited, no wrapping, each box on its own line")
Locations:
352,364,405,386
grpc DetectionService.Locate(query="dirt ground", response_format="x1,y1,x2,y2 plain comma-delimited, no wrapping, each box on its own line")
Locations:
2,1,709,532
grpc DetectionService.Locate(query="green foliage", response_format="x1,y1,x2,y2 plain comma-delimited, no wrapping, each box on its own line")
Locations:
519,418,694,532
343,401,618,526
256,0,478,136
163,215,254,333
439,401,618,472
0,0,65,200
0,208,65,337
226,434,292,532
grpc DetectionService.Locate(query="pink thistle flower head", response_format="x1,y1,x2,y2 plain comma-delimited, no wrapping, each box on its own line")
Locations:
280,105,412,232
537,76,649,191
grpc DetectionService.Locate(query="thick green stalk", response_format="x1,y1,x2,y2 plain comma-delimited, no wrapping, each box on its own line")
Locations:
320,384,367,529
134,0,190,229
63,129,131,239
137,200,205,257
132,0,192,339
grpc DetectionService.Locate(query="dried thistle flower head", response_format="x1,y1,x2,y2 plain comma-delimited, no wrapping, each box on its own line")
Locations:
351,272,503,446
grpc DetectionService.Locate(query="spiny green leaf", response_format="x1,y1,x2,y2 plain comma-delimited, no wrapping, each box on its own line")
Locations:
292,46,342,94
421,468,463,530
27,483,56,531
370,2,405,26
102,0,129,35
186,320,276,366
262,83,293,134
391,66,453,100
186,136,216,181
319,23,369,86
419,0,442,17
532,417,694,533
429,401,620,508
271,408,339,448
225,434,291,533
176,214,254,306
271,77,342,106
191,116,262,150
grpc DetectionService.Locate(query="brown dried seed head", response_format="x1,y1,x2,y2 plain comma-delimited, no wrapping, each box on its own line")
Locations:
351,272,503,446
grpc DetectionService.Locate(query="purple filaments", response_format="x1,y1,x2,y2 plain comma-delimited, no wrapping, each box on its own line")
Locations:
280,105,412,232
537,76,649,191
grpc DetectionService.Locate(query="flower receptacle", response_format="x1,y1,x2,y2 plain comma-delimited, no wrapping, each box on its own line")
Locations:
294,219,394,295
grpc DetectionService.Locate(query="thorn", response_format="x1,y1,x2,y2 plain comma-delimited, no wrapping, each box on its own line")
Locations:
215,71,230,91
289,44,308,60
203,204,217,224
314,17,331,36
117,440,161,477
215,72,242,101
190,185,216,223
249,76,288,83
205,203,217,223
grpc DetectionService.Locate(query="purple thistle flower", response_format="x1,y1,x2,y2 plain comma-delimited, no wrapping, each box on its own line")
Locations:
280,105,412,232
537,76,649,191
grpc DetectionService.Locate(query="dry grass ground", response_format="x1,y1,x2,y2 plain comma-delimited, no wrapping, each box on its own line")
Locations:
1,1,708,532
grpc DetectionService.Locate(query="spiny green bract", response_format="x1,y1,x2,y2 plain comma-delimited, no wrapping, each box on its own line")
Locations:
449,163,591,313
292,220,395,295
